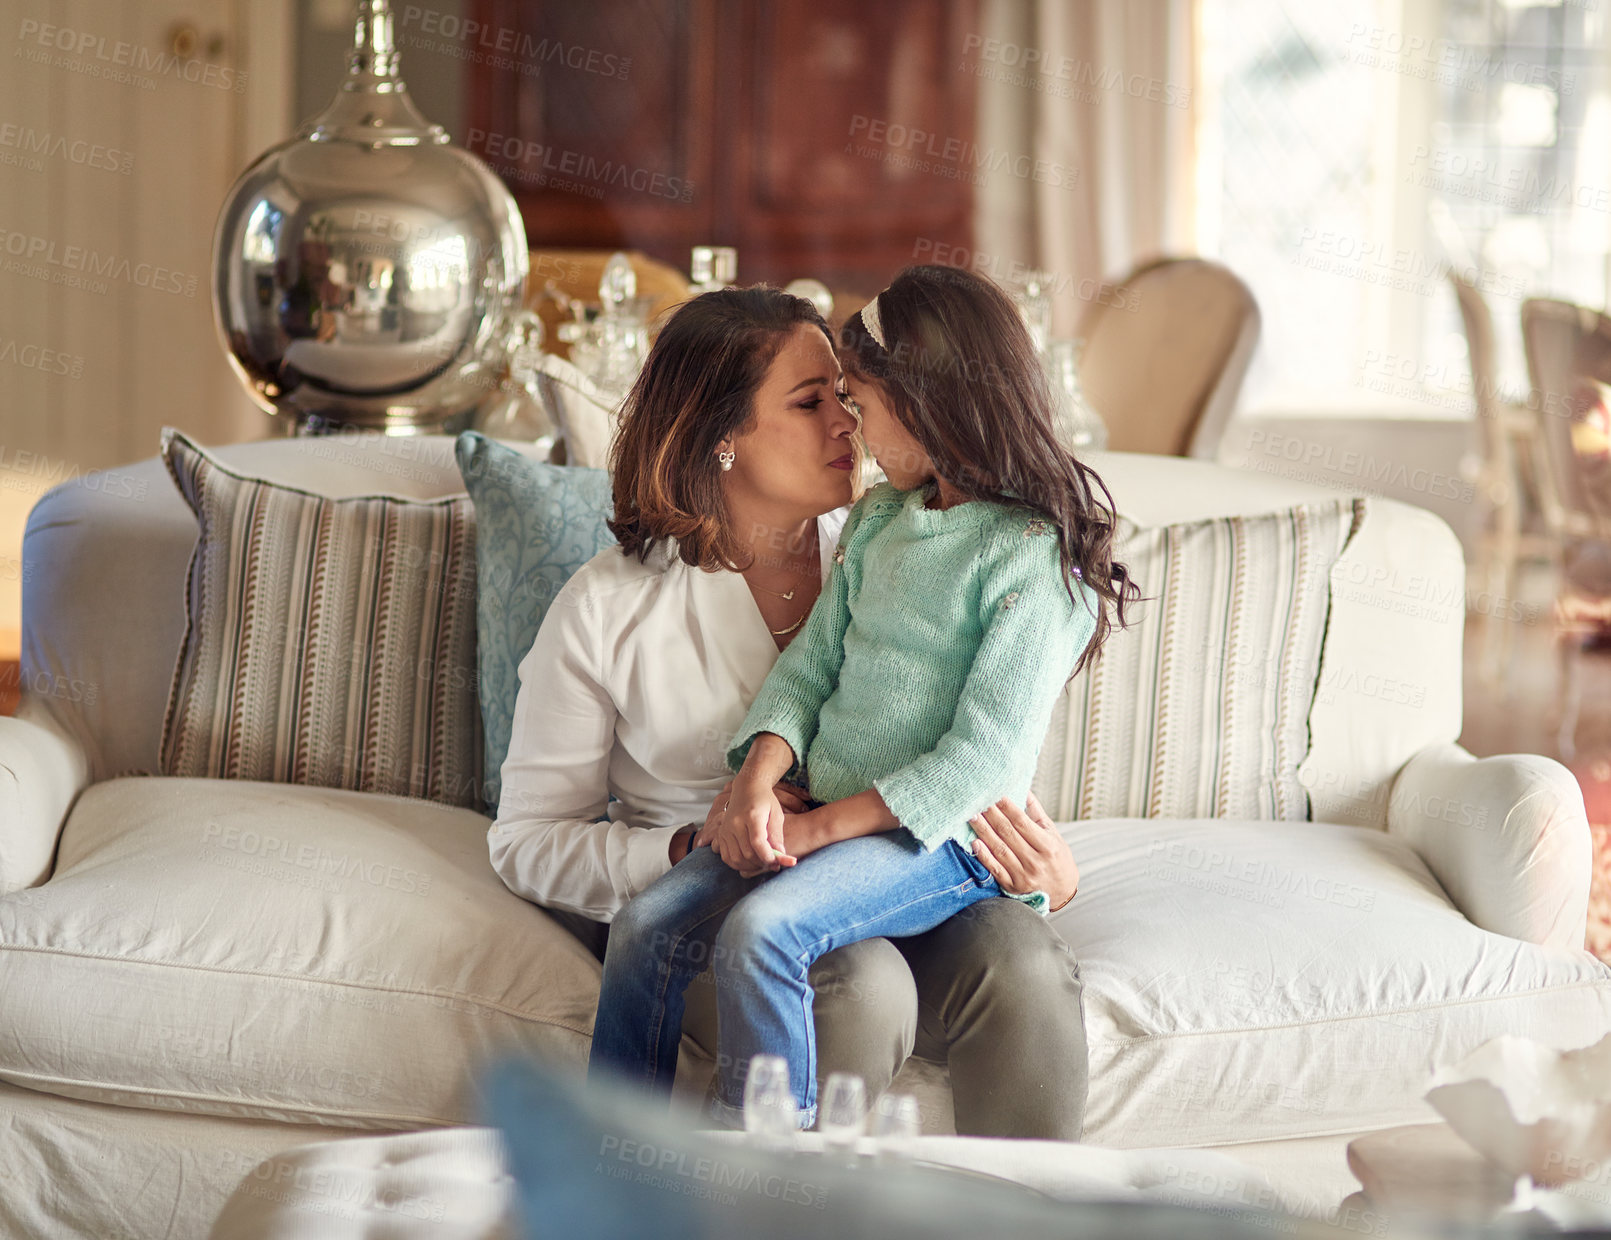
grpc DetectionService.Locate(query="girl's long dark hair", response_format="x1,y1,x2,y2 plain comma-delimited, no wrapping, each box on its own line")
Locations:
840,264,1138,671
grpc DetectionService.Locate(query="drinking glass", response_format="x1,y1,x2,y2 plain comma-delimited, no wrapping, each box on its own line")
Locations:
742,1054,798,1147
818,1071,867,1165
870,1092,921,1165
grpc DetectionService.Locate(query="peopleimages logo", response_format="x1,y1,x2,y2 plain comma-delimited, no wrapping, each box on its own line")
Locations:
0,227,197,297
398,6,631,81
465,130,694,203
15,19,248,92
199,822,433,895
847,114,1079,190
0,123,133,174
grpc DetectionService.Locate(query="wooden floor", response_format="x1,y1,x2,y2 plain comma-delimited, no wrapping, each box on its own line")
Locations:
1460,561,1611,766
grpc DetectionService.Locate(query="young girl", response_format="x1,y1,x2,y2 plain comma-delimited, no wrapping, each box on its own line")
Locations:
588,265,1136,1127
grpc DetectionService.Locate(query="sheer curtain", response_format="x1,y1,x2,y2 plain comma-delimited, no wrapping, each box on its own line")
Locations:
973,0,1198,334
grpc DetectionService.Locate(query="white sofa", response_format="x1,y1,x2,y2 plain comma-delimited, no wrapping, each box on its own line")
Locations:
1,434,1607,1239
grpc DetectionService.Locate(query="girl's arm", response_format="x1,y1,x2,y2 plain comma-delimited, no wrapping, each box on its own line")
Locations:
489,576,685,922
725,499,873,783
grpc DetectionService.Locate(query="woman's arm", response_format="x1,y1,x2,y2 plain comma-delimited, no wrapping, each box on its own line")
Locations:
489,576,686,923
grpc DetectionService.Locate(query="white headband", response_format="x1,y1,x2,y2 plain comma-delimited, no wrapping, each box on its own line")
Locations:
860,293,888,350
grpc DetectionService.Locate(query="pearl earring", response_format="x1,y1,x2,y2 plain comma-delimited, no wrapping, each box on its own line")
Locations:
718,448,735,471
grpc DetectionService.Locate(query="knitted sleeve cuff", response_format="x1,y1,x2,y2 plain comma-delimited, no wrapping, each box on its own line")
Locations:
872,767,983,851
727,698,816,782
1007,888,1049,915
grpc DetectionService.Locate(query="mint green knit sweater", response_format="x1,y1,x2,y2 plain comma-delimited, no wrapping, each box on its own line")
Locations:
728,481,1098,910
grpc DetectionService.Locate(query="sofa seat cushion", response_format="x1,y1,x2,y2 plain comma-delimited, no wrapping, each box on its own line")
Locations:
1060,818,1611,1148
0,777,601,1128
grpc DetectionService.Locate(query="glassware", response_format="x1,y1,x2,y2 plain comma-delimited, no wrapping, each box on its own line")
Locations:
785,278,836,321
1014,269,1054,356
742,1054,799,1148
818,1072,867,1165
691,245,738,294
473,308,555,441
599,251,636,314
558,252,649,402
870,1092,921,1165
1045,337,1109,452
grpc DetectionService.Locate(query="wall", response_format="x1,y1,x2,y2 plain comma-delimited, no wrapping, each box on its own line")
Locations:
1217,415,1482,550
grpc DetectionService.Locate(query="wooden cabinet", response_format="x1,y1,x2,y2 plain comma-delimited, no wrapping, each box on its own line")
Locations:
466,0,977,295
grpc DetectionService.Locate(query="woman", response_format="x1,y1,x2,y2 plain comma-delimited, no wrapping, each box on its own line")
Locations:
489,287,1088,1138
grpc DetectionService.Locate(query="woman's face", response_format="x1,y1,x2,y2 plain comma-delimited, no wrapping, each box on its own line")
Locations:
724,323,859,521
843,372,933,491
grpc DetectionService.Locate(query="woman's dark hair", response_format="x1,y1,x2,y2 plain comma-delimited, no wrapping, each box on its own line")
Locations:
609,286,831,570
840,263,1138,670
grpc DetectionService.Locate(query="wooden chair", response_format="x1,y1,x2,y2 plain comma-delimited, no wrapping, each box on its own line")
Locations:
1449,271,1551,686
1074,257,1260,459
1518,296,1611,755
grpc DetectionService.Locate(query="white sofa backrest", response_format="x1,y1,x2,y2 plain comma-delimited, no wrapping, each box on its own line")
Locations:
18,437,1463,828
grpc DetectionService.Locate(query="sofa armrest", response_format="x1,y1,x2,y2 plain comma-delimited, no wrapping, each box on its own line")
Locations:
1387,742,1590,950
0,702,89,893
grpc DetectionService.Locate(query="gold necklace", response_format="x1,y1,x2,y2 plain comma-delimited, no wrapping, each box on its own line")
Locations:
749,526,818,635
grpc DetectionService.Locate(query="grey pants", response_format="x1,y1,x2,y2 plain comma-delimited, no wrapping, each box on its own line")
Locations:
552,895,1088,1140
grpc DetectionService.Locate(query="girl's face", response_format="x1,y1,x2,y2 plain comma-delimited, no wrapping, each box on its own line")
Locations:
724,323,859,522
843,373,934,491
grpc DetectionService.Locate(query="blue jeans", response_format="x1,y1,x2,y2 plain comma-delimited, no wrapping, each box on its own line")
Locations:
588,831,1002,1127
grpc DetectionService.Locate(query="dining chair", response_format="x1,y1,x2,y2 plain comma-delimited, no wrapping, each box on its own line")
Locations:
1073,257,1260,460
1519,296,1611,755
1449,271,1551,686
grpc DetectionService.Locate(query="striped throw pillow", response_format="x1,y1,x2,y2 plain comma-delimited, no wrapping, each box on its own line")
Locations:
159,429,483,809
1032,499,1364,822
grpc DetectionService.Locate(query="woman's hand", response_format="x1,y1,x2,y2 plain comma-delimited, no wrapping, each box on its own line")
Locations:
968,792,1079,910
775,805,831,862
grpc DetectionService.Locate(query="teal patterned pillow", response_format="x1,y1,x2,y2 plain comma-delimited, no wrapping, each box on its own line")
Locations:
455,432,616,813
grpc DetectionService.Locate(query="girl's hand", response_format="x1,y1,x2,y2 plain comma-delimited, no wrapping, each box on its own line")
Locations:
968,792,1079,910
772,782,811,814
713,781,796,874
693,781,810,851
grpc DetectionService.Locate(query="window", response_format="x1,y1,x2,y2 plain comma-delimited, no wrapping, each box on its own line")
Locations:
1198,0,1611,417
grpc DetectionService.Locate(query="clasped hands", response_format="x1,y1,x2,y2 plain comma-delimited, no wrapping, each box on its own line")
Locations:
688,778,1079,906
691,777,815,877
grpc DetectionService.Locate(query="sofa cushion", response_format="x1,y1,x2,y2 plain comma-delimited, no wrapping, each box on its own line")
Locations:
454,432,615,811
159,429,484,809
1033,499,1362,822
1057,817,1611,1148
0,777,601,1127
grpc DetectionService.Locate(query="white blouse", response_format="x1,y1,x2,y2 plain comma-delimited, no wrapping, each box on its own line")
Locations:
490,510,848,922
